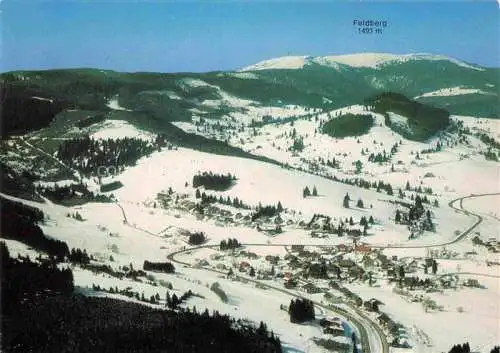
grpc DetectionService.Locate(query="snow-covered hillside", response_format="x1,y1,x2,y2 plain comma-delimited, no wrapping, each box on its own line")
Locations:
2,68,500,353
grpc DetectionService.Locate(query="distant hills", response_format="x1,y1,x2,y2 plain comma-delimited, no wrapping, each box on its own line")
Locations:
1,52,498,139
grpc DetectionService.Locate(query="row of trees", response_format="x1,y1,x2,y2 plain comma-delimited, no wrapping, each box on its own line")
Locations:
195,190,250,210
92,284,161,305
142,260,175,273
405,181,433,195
36,182,115,205
302,186,318,198
220,238,241,251
68,248,91,265
343,193,370,208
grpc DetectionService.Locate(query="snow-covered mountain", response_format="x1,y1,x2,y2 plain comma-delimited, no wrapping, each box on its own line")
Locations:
240,52,485,71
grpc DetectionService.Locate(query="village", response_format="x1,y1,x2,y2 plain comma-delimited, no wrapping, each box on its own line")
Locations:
172,229,498,350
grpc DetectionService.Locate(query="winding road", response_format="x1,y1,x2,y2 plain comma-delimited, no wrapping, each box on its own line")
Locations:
117,192,499,353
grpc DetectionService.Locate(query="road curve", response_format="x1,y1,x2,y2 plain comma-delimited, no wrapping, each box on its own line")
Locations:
167,248,389,353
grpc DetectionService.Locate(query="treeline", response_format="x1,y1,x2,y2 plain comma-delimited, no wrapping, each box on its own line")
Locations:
251,202,284,221
56,135,170,176
195,190,251,209
68,248,91,265
192,172,236,191
36,182,115,205
1,242,74,315
404,181,433,195
143,260,175,274
75,113,105,128
92,283,162,305
220,238,241,251
448,343,471,353
331,175,394,196
288,298,315,323
1,197,69,260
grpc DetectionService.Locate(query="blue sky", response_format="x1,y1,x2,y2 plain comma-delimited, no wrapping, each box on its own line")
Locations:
2,1,499,72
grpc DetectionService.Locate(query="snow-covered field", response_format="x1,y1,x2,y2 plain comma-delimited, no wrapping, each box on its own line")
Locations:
415,86,495,99
90,119,155,140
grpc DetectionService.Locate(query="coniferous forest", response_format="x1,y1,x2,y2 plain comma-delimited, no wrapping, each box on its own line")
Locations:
56,135,170,176
1,241,281,353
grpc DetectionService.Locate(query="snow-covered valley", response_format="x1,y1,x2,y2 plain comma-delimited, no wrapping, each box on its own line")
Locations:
2,53,500,353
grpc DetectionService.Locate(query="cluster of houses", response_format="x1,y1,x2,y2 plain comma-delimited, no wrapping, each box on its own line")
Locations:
472,236,500,253
319,317,345,336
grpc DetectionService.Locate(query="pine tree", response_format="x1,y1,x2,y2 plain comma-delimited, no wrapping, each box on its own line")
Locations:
277,201,283,212
356,198,364,208
312,186,318,196
343,193,350,208
395,210,402,223
369,216,374,224
172,293,179,308
303,186,311,198
432,260,438,275
195,189,201,199
166,291,171,307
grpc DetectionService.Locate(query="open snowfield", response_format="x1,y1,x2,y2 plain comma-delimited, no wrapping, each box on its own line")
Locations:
415,87,495,99
90,119,155,140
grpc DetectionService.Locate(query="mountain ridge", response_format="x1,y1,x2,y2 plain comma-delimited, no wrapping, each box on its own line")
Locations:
240,52,488,72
